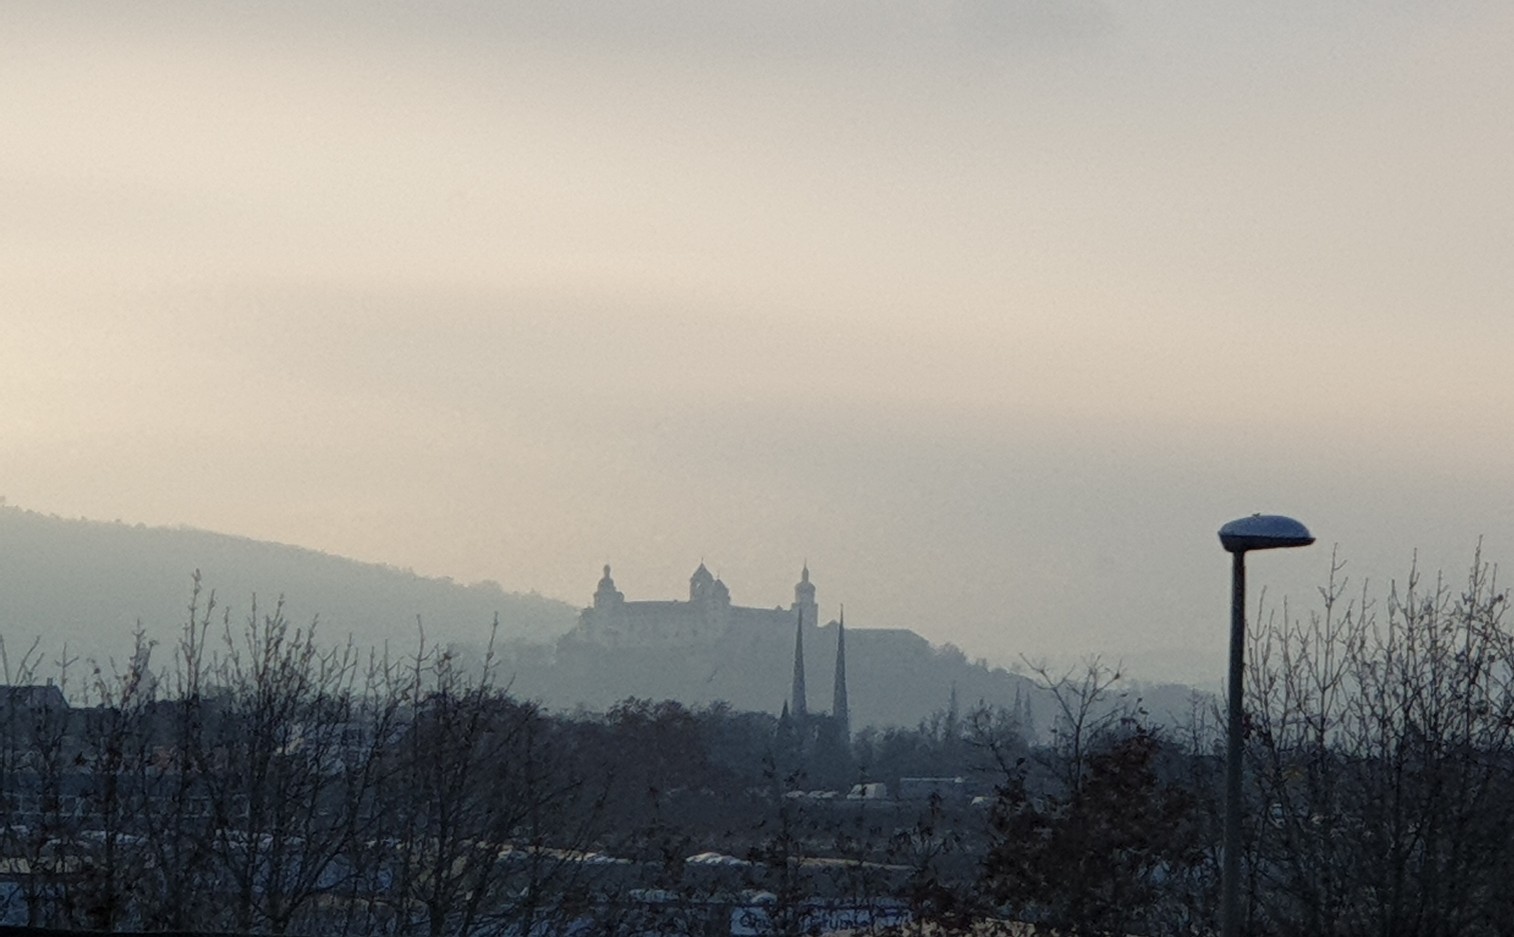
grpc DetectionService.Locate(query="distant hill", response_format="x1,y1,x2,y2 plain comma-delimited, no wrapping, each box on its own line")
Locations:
0,506,577,663
0,506,1205,731
501,622,1040,730
494,626,1206,731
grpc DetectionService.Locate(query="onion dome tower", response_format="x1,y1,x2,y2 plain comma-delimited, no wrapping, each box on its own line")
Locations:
593,565,623,609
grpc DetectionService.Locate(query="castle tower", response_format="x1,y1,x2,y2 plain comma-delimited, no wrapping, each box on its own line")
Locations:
690,562,715,602
593,565,623,609
832,607,849,742
792,562,819,629
791,607,808,719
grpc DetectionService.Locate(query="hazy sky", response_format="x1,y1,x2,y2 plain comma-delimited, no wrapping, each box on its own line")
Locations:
5,1,1513,684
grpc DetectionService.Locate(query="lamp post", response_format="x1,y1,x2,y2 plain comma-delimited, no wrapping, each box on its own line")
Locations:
1218,514,1314,937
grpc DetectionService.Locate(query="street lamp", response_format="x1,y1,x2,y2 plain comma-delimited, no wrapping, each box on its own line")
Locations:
1218,514,1314,937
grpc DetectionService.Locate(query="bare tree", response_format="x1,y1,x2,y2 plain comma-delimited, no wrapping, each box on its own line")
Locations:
1021,656,1131,796
371,624,609,937
1247,549,1514,937
983,659,1202,936
190,595,380,935
0,638,79,927
60,628,162,930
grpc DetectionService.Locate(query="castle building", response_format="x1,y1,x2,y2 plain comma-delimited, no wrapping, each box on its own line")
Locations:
569,562,847,737
575,561,823,650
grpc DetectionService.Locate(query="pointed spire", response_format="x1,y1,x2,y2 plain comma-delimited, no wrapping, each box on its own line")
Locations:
791,606,808,719
832,605,849,743
946,681,960,738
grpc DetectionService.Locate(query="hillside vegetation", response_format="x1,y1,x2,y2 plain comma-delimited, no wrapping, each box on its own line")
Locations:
0,505,577,661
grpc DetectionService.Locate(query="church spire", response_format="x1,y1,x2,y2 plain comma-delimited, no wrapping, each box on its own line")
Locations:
791,606,808,719
832,605,849,743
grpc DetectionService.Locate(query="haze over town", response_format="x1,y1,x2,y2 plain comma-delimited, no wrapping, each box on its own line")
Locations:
5,2,1513,685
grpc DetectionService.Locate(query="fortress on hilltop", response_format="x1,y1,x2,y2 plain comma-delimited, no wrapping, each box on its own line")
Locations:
529,558,1044,731
572,562,820,648
563,562,849,739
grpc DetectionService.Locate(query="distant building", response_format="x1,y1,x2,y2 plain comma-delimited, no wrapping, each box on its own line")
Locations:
897,777,969,804
564,562,847,740
1,683,66,714
570,562,819,650
848,782,889,800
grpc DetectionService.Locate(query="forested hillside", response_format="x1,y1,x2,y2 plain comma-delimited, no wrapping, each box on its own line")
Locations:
0,506,577,661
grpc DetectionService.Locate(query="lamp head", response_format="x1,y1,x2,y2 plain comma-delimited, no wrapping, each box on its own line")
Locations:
1219,514,1315,554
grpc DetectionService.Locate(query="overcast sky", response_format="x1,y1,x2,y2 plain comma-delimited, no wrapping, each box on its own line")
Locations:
5,1,1512,684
